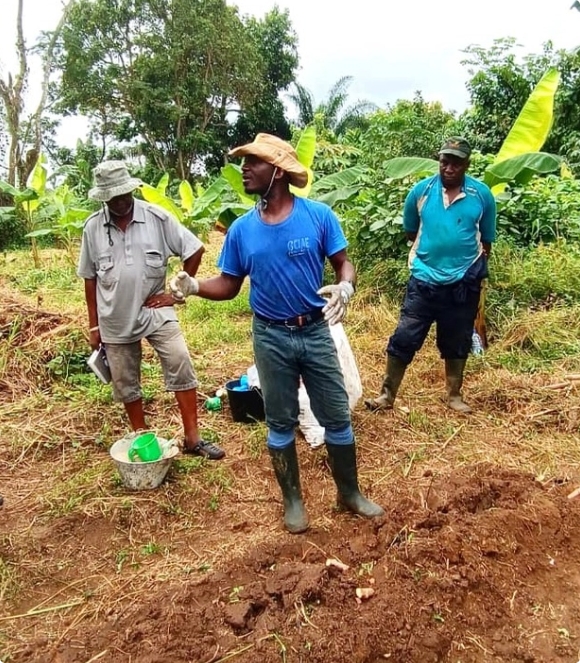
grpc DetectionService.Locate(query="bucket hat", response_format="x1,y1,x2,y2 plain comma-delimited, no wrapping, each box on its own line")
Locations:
88,161,143,202
229,134,308,189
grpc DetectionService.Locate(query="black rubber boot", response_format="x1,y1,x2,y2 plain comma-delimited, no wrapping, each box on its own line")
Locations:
365,355,408,411
326,443,384,518
268,443,309,534
445,358,472,413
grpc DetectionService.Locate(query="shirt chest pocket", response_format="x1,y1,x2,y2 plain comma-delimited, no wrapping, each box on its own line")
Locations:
144,250,166,279
97,254,117,287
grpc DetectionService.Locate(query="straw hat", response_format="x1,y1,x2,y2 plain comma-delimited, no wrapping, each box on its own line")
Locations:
229,133,308,189
88,161,143,202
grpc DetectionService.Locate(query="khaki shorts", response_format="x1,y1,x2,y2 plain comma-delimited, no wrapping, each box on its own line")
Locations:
105,321,198,403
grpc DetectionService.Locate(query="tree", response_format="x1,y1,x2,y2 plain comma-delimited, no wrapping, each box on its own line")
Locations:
0,0,27,187
54,0,264,179
0,0,73,187
288,76,377,139
348,92,457,170
229,7,299,151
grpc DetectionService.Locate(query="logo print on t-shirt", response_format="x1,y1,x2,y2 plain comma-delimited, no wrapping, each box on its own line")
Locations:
287,236,310,257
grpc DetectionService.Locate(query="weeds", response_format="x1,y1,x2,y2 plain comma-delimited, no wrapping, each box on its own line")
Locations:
3,237,580,662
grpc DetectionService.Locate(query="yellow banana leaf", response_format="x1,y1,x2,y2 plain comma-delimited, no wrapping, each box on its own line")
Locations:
495,68,560,163
178,180,195,213
492,68,560,194
22,155,47,215
295,124,316,169
290,124,316,197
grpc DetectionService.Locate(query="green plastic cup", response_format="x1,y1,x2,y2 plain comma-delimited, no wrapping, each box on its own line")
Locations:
128,431,162,463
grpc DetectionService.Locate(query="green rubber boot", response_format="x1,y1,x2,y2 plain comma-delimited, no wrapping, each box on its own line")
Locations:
326,442,385,518
365,355,407,411
445,358,472,413
268,442,309,533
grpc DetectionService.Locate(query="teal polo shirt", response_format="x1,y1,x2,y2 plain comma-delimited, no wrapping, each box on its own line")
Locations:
403,174,496,285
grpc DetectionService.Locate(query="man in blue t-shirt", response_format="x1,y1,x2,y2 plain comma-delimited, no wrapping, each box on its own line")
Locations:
170,133,384,533
365,137,496,414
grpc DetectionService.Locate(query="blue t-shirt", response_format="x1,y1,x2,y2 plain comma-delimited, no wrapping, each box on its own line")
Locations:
403,174,496,285
218,197,348,319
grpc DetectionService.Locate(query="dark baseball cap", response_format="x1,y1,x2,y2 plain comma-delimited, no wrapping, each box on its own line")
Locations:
439,137,471,159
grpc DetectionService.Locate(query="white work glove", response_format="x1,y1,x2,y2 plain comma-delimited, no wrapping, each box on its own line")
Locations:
169,271,199,301
317,281,355,325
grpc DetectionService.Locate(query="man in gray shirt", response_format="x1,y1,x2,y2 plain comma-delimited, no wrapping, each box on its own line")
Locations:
78,161,224,460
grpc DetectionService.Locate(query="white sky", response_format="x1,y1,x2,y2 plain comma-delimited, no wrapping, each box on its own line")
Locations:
0,0,579,146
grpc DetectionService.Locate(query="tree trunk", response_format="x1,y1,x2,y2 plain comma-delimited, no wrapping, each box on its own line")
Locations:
0,0,73,186
0,0,27,186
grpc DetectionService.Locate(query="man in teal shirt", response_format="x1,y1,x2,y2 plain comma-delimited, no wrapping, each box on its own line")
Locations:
365,137,496,413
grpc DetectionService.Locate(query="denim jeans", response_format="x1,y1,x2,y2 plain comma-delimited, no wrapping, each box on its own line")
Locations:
252,317,353,448
387,257,486,365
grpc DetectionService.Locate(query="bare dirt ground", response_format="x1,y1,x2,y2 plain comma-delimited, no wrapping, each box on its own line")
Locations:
2,280,580,663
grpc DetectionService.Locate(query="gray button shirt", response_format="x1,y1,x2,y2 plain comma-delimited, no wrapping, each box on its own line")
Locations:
77,199,203,343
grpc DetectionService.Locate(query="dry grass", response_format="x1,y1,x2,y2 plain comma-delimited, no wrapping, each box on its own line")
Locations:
2,236,580,660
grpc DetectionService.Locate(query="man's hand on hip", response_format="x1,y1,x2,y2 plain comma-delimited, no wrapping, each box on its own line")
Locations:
169,271,200,301
317,281,355,325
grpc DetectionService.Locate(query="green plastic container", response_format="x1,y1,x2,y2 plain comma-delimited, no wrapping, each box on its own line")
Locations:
128,431,162,463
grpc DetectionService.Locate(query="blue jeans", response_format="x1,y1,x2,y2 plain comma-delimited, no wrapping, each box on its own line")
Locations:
252,317,353,449
387,258,486,364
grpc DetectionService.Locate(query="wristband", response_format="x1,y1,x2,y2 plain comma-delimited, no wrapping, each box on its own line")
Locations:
89,326,100,332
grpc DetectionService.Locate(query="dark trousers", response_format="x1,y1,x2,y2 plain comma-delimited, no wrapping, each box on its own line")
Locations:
387,258,486,365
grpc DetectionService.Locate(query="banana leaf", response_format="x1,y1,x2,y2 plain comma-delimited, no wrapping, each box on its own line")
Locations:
310,166,365,194
23,156,47,215
290,125,317,198
140,183,183,221
484,152,561,189
16,189,39,204
494,68,560,164
295,124,316,169
178,180,195,213
382,157,438,180
0,181,19,197
26,155,47,194
220,164,255,205
216,202,254,229
156,173,169,195
490,68,560,195
25,228,53,238
315,186,360,207
191,176,229,218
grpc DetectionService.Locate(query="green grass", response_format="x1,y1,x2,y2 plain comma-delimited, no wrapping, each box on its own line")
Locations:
0,555,19,603
41,464,109,516
5,238,580,661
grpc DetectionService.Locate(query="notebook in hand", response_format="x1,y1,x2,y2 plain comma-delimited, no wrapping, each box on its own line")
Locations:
87,345,112,384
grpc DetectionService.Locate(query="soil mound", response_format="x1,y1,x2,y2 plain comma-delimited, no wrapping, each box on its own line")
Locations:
34,466,580,663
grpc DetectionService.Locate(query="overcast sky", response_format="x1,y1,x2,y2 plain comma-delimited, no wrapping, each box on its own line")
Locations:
1,0,579,145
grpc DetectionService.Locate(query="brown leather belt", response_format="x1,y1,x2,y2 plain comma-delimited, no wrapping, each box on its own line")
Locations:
254,308,324,328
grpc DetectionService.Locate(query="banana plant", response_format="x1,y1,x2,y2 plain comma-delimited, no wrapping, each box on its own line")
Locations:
25,184,92,266
140,172,232,241
0,156,48,267
140,126,368,235
488,68,561,194
378,68,562,193
1,155,94,266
